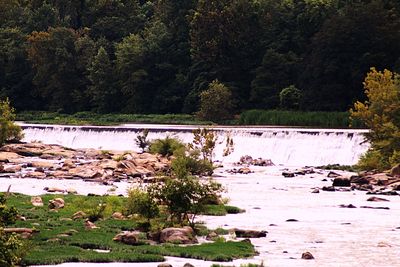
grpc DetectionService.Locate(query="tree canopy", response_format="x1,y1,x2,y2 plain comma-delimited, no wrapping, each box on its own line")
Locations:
1,0,400,116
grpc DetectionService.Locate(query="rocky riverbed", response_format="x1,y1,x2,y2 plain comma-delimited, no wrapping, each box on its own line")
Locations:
1,142,400,267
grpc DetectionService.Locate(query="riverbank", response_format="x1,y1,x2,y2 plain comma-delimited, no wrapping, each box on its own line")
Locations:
16,110,366,129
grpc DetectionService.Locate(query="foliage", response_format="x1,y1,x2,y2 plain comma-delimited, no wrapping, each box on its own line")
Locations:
189,128,217,162
135,129,150,153
1,1,400,115
148,176,223,226
239,109,364,128
350,68,400,170
149,136,185,157
0,194,23,267
0,98,23,146
171,152,214,178
279,85,303,110
125,188,159,222
3,194,253,265
196,80,234,122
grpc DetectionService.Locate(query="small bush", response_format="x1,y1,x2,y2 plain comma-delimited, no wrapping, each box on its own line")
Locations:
125,188,159,223
149,137,185,157
356,149,389,171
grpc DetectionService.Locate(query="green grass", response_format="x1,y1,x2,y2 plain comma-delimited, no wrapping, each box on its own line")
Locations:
17,110,365,128
239,109,365,128
16,111,213,126
203,205,245,216
4,193,255,265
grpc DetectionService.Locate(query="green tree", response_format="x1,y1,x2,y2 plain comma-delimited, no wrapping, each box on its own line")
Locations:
87,47,117,113
250,49,299,109
279,85,303,110
350,68,400,170
0,98,23,146
196,80,233,122
148,175,222,226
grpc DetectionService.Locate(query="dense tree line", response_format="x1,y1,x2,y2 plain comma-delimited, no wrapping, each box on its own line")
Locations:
1,0,400,114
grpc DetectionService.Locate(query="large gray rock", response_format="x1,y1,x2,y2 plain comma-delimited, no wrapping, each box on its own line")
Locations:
159,227,197,244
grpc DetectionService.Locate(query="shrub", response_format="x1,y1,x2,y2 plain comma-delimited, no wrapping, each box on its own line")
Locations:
356,149,388,171
0,98,23,146
149,136,185,157
171,153,214,178
125,188,159,223
135,129,150,152
148,176,223,226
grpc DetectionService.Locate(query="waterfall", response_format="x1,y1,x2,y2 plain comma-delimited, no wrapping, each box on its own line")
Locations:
19,123,369,166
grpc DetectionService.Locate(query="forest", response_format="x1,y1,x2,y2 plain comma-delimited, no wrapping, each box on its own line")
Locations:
1,0,400,115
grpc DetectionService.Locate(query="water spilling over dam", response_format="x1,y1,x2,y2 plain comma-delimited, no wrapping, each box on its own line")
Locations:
19,123,369,166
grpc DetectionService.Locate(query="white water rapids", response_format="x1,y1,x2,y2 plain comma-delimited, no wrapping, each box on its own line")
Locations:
20,123,369,166
3,124,399,267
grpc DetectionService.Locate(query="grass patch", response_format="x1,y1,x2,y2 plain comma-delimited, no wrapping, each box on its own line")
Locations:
239,109,365,128
203,205,244,216
4,193,254,265
17,111,213,126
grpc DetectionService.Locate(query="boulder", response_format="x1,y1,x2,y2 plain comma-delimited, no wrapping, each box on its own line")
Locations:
390,163,400,176
238,167,252,174
327,171,341,178
3,165,22,173
159,227,197,244
350,176,369,185
0,152,21,162
183,264,195,267
31,161,54,169
332,177,351,187
301,252,315,260
48,198,65,209
282,172,295,178
26,171,46,179
157,264,173,267
31,196,43,207
322,186,335,192
113,231,141,245
234,229,267,238
112,212,124,220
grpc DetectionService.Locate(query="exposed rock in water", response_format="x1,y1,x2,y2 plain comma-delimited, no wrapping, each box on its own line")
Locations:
301,252,315,260
332,177,351,187
339,204,357,208
233,229,267,238
239,155,274,166
282,172,295,178
367,197,390,202
360,206,390,210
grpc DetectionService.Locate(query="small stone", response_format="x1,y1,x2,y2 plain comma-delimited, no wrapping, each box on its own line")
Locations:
322,186,335,192
85,220,98,230
339,204,357,208
48,198,65,209
31,196,43,207
112,212,124,220
286,219,298,222
157,264,173,267
301,251,314,259
72,211,86,220
311,189,320,193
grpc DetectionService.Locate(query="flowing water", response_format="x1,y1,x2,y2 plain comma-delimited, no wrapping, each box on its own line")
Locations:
5,124,400,266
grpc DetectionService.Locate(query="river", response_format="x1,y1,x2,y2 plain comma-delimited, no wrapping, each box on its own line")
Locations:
3,124,399,267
